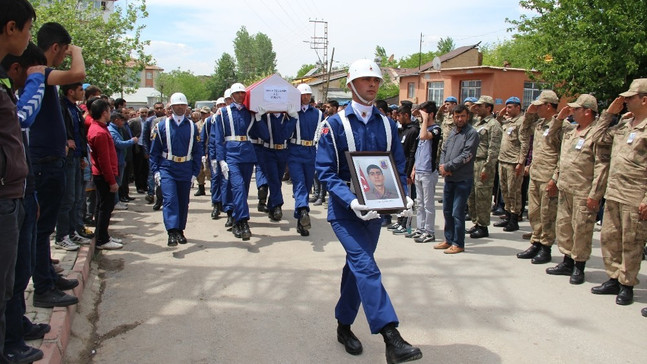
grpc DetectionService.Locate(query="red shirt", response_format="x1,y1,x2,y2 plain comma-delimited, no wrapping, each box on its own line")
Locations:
87,119,118,185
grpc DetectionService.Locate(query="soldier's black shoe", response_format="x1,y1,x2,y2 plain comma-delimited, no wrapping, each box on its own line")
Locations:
337,322,363,355
570,261,586,285
269,206,283,221
503,214,519,232
194,184,206,196
152,200,162,211
380,323,423,364
258,186,269,212
616,284,634,305
298,208,311,230
211,203,222,220
469,226,489,239
297,219,310,236
546,255,574,276
465,225,478,234
517,242,541,259
494,211,510,227
145,194,154,204
167,230,179,247
531,245,552,264
240,220,252,241
232,222,242,238
178,230,187,244
491,206,506,216
225,211,234,229
257,202,268,213
591,278,620,295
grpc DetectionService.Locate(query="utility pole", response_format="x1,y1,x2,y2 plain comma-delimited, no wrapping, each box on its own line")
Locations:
418,32,423,71
324,47,335,102
308,19,328,101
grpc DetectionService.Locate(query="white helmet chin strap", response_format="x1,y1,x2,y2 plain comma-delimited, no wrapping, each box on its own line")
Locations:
349,81,375,106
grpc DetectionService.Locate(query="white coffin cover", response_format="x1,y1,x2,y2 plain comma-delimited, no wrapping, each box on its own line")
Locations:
245,74,301,113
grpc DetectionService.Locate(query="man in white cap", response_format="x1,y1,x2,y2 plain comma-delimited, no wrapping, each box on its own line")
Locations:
150,92,203,247
315,59,421,363
590,79,647,310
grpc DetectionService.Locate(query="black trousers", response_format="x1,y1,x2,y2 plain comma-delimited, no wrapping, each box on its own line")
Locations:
94,175,115,245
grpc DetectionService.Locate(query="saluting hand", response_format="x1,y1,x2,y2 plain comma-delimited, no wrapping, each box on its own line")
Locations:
639,203,647,221
607,97,625,115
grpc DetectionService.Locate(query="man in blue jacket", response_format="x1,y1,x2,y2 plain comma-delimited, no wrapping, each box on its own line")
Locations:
315,59,421,364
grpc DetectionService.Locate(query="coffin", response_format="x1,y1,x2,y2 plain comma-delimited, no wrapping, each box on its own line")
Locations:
243,74,301,113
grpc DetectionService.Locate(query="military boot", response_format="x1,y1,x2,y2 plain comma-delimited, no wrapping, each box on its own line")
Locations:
517,242,541,259
232,221,241,238
211,202,222,220
167,230,179,247
337,322,362,355
493,211,510,227
503,214,519,232
240,220,252,241
616,284,634,305
194,184,206,196
297,208,311,236
531,244,552,264
570,261,586,285
258,185,269,212
379,323,423,364
225,211,234,230
591,278,620,295
546,255,574,275
269,206,283,221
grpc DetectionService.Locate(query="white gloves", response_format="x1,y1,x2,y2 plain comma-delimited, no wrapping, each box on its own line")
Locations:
219,160,229,180
191,175,197,185
211,160,218,172
406,196,414,209
399,196,415,218
287,103,299,118
201,156,206,164
154,172,161,186
350,199,380,221
255,106,266,121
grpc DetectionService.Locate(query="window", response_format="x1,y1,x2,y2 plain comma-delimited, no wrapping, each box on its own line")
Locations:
426,81,444,105
146,71,153,80
460,80,481,102
523,81,551,109
407,82,415,99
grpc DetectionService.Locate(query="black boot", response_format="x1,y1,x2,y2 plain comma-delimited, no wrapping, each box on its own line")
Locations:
546,255,574,276
503,214,519,232
570,261,586,285
531,245,552,264
211,202,222,220
167,230,179,247
591,278,620,295
269,206,283,221
337,322,363,355
194,184,206,196
465,225,478,234
469,225,489,239
379,323,422,364
232,222,241,238
178,230,187,245
240,220,252,241
493,211,510,227
616,284,634,305
517,242,541,259
258,185,268,212
225,211,233,230
297,208,311,236
153,187,163,210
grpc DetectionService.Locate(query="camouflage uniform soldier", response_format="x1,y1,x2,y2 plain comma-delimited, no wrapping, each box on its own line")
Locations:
517,90,563,264
437,96,458,153
466,96,502,238
546,94,610,285
493,97,532,232
590,79,647,308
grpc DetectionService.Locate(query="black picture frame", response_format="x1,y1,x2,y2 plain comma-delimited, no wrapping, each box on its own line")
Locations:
345,151,407,214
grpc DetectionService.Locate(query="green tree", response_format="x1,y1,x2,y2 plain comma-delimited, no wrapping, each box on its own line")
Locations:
295,64,317,79
233,26,277,84
480,39,536,69
509,0,647,101
156,70,210,106
32,0,151,96
377,73,399,100
396,51,436,69
211,53,237,99
436,37,455,54
374,46,397,67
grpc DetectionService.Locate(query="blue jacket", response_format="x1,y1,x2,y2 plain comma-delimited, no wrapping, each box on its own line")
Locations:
17,72,45,128
289,105,321,163
255,113,297,147
315,105,407,221
212,104,256,164
108,123,135,167
150,116,202,181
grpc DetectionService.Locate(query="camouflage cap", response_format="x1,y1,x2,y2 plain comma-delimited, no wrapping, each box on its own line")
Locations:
619,78,647,97
531,90,559,105
200,106,211,113
567,94,598,112
475,95,494,105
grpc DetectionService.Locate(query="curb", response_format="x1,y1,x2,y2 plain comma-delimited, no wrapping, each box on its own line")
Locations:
34,243,94,364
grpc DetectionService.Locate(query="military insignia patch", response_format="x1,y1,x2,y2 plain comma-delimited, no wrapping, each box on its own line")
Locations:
322,127,329,135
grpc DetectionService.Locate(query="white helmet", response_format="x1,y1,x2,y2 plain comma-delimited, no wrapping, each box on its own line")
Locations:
224,89,232,99
169,92,188,106
215,97,225,105
230,83,246,93
297,83,312,95
346,59,383,86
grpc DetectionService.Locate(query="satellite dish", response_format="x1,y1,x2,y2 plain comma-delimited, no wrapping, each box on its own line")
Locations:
432,57,441,71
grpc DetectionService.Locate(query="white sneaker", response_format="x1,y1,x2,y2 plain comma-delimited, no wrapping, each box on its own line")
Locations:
96,241,123,250
70,231,91,245
54,236,80,251
109,236,124,244
114,202,128,210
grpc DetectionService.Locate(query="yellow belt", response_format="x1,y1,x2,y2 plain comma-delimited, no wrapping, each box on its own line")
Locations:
225,136,248,142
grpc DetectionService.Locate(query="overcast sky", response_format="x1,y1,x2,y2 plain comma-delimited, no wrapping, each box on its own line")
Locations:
133,0,535,78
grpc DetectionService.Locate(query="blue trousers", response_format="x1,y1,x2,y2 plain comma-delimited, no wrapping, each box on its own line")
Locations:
160,172,191,231
210,162,222,205
5,193,37,350
229,162,253,222
289,159,315,218
56,155,84,240
443,179,473,248
264,149,288,210
253,144,267,189
332,219,398,334
32,158,65,294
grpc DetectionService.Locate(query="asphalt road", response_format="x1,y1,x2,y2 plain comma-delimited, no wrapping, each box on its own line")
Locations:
64,181,647,364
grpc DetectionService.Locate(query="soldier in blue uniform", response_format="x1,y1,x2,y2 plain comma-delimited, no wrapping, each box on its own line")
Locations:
211,83,256,240
254,109,298,221
150,92,202,247
204,97,226,219
249,112,269,213
289,84,322,236
315,59,421,364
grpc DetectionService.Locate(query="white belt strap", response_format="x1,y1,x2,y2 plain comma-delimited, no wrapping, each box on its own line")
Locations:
381,114,392,152
164,118,194,161
294,108,322,144
338,110,357,152
226,105,254,140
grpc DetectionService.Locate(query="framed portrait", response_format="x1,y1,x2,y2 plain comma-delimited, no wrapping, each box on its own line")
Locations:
345,151,406,214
